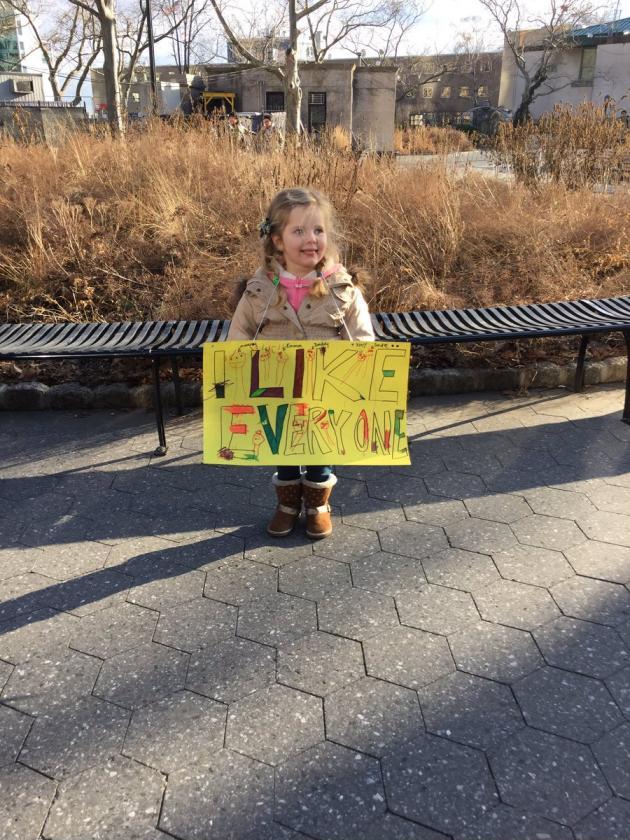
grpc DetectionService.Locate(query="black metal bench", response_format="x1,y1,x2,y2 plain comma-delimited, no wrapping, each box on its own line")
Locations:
1,295,628,455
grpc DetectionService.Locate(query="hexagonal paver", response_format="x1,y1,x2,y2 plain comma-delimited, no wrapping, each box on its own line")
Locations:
37,566,134,616
0,660,11,693
445,518,517,555
418,671,523,750
44,755,164,840
422,548,500,592
383,733,498,834
237,592,317,647
425,471,488,500
360,812,447,840
277,631,365,696
552,576,630,627
350,552,426,595
512,515,586,551
404,494,469,527
473,579,561,630
513,666,623,743
524,487,597,520
459,803,574,840
396,584,479,636
607,665,630,717
588,484,630,515
123,689,226,773
464,494,532,524
126,562,206,611
279,555,351,601
492,544,573,588
0,763,56,840
324,676,423,757
19,696,130,779
449,620,542,683
0,702,32,766
533,616,630,679
275,741,386,838
2,650,101,716
578,511,630,547
317,587,399,641
0,573,58,622
160,749,275,840
204,559,277,605
93,642,189,709
153,597,237,651
340,498,407,531
364,626,454,689
314,524,381,562
366,475,431,505
564,541,630,584
574,796,630,840
0,607,82,665
378,522,448,559
489,727,610,825
244,535,313,568
592,722,630,799
69,601,158,659
227,683,323,765
30,541,112,581
186,636,276,703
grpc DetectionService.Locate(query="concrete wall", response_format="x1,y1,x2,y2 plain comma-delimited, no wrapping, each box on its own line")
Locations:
0,104,86,142
498,38,630,118
352,67,396,151
0,72,44,103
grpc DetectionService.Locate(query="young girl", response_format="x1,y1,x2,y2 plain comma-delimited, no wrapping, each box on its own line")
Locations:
228,187,375,540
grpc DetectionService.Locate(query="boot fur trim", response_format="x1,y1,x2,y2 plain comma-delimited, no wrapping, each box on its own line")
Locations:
272,474,302,488
301,474,337,490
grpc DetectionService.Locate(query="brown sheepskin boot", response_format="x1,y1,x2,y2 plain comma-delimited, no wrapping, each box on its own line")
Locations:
267,476,303,537
302,474,337,540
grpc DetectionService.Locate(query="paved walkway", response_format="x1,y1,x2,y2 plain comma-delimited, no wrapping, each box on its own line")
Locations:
1,385,630,840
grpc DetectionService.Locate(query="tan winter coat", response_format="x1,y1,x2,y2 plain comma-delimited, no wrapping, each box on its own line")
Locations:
227,264,375,342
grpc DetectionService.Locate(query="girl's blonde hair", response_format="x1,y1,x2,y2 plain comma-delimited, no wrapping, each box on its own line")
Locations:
261,187,339,297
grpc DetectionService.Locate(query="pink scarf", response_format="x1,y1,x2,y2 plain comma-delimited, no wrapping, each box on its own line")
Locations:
278,264,341,312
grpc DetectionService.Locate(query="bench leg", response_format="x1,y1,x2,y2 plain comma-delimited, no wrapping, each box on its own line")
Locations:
152,357,168,456
574,334,589,393
624,331,630,424
171,356,184,416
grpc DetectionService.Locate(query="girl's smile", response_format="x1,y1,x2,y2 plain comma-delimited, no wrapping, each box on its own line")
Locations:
273,206,328,276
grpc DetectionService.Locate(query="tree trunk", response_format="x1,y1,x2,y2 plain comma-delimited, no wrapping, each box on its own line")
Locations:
285,47,302,135
513,67,548,126
99,0,124,136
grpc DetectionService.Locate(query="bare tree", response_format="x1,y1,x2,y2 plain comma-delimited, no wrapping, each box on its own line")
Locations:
69,0,124,134
208,0,426,135
155,0,220,72
2,1,100,104
477,0,600,124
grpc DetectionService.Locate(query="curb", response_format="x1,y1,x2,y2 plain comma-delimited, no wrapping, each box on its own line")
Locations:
0,356,626,411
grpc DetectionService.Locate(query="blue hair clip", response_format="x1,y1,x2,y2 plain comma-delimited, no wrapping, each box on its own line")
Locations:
258,217,272,238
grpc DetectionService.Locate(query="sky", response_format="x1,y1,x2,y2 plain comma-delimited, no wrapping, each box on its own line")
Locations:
14,0,630,106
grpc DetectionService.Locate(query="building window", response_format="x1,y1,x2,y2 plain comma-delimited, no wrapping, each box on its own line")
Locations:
131,92,140,103
422,85,434,98
265,90,285,112
308,91,326,132
409,113,423,126
579,47,596,82
459,86,470,98
478,85,488,97
441,86,451,98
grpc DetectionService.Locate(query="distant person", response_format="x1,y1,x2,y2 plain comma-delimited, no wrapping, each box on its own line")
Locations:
603,95,616,120
257,112,284,150
225,112,249,146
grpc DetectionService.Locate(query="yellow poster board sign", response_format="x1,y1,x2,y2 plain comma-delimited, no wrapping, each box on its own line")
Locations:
202,340,410,466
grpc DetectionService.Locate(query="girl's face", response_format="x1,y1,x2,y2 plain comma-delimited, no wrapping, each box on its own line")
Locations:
273,205,327,276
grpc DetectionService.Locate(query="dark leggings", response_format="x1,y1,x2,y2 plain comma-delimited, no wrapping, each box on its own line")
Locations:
276,466,333,482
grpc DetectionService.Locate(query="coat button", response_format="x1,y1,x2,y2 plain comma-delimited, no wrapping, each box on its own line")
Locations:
283,305,288,310
306,303,311,308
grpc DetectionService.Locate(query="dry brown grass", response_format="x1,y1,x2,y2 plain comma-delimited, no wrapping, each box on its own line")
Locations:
0,118,628,325
493,103,630,189
394,126,474,155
